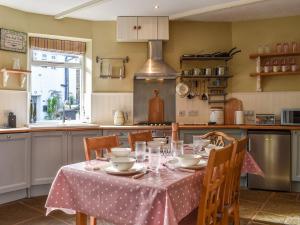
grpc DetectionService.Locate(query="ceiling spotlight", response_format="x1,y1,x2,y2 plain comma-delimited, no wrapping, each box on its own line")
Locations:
154,5,159,9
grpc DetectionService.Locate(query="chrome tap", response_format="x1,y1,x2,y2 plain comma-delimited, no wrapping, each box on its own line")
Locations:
62,100,69,123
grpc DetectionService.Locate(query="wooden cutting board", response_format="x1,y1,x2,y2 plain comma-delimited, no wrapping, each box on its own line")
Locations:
148,90,164,123
224,98,243,125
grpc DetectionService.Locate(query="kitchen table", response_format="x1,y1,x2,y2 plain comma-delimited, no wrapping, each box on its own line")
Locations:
45,149,263,225
45,160,205,225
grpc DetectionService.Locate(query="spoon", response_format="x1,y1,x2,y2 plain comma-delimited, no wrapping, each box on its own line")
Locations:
201,81,208,101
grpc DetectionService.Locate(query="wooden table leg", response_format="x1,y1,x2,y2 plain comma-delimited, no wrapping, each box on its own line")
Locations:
76,212,87,225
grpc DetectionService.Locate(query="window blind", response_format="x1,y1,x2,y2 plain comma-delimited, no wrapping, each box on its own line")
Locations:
30,37,86,54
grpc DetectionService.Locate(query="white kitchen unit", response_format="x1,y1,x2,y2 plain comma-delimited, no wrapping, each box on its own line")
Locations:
117,16,169,42
31,131,68,187
292,130,300,181
30,130,101,196
67,130,100,164
0,133,31,204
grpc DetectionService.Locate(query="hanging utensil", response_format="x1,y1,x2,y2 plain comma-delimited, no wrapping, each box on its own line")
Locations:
201,81,208,101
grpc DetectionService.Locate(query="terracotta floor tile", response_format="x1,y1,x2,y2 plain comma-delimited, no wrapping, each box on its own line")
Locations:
262,197,300,217
240,189,273,203
253,211,286,224
17,215,68,225
285,215,300,225
272,192,299,202
0,202,41,225
20,196,47,213
240,199,262,220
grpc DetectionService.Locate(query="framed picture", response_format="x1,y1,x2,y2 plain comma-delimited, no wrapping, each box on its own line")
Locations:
0,28,27,53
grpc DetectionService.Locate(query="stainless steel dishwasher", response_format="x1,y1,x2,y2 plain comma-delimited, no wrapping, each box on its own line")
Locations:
248,130,291,191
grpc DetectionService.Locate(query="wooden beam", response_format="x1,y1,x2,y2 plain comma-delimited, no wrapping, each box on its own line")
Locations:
169,0,268,20
54,0,110,19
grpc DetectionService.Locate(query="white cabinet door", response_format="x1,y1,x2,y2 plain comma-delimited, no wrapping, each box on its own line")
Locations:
292,131,300,181
31,131,67,185
137,17,158,41
117,17,138,42
68,130,100,163
157,17,169,40
0,133,30,194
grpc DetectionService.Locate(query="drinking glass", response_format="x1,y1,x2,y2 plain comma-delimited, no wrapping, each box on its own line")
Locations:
135,141,146,163
171,140,184,157
148,146,161,173
193,136,204,154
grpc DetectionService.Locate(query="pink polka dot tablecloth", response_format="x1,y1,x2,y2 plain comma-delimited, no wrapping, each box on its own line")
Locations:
45,161,205,225
242,152,264,177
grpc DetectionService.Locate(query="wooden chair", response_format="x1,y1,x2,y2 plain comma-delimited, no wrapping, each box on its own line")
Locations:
200,131,236,147
222,137,248,225
84,135,119,160
197,144,234,225
83,135,120,225
128,131,153,151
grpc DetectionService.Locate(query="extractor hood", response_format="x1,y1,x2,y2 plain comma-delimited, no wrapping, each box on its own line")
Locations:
134,40,178,79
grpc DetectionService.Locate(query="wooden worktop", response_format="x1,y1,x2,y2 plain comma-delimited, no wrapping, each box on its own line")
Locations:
0,124,300,134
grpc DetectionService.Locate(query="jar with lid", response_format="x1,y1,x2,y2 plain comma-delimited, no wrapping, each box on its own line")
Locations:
281,59,290,72
283,42,289,53
272,59,280,73
209,107,224,125
289,58,298,72
264,60,271,73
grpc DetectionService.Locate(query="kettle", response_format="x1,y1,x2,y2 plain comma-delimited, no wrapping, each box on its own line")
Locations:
113,111,127,126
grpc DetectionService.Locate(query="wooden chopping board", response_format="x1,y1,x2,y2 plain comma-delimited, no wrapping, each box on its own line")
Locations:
224,98,243,125
148,90,164,123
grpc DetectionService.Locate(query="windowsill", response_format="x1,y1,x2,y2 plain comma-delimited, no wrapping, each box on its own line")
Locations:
28,121,99,129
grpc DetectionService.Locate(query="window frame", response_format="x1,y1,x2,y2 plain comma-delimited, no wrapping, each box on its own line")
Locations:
29,48,85,123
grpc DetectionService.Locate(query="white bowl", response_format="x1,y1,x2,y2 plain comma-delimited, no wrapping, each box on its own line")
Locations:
201,139,211,147
111,157,135,171
111,148,131,157
177,154,201,167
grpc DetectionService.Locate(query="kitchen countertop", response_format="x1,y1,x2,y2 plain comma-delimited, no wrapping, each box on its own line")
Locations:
0,124,300,134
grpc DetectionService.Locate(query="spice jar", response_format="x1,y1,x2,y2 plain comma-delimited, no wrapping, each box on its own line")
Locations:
283,42,289,53
292,42,298,53
276,43,282,53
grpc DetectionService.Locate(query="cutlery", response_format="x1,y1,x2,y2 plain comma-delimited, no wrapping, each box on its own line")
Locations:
163,163,195,173
132,170,150,179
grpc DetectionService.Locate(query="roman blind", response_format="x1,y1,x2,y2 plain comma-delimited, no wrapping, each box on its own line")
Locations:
29,37,86,54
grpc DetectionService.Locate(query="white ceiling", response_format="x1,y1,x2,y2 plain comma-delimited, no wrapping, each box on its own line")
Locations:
0,0,300,21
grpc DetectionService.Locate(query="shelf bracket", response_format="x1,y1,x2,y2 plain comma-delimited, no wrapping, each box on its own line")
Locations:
20,74,27,88
2,71,9,87
256,75,262,92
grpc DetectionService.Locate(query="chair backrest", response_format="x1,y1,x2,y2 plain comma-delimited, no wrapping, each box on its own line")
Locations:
128,131,153,151
84,135,119,160
225,137,248,206
197,144,233,225
200,131,236,147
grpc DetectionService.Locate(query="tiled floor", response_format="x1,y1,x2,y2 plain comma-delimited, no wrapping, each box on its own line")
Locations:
0,189,299,225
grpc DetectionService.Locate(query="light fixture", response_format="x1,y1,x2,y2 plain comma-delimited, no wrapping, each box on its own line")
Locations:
154,5,159,9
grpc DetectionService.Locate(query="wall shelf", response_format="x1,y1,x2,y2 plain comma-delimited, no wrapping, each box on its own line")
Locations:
1,69,31,88
250,71,300,77
249,51,300,59
249,51,300,91
179,75,233,79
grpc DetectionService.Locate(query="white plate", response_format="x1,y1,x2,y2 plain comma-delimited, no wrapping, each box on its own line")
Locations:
179,159,207,170
104,163,145,176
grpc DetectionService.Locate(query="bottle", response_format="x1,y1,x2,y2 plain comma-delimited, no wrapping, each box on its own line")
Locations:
171,123,179,142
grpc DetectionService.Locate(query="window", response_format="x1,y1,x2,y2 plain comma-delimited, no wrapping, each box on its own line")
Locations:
30,49,83,122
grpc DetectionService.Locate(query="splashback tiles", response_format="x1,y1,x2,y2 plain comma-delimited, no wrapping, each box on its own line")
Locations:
91,93,133,125
0,90,27,127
